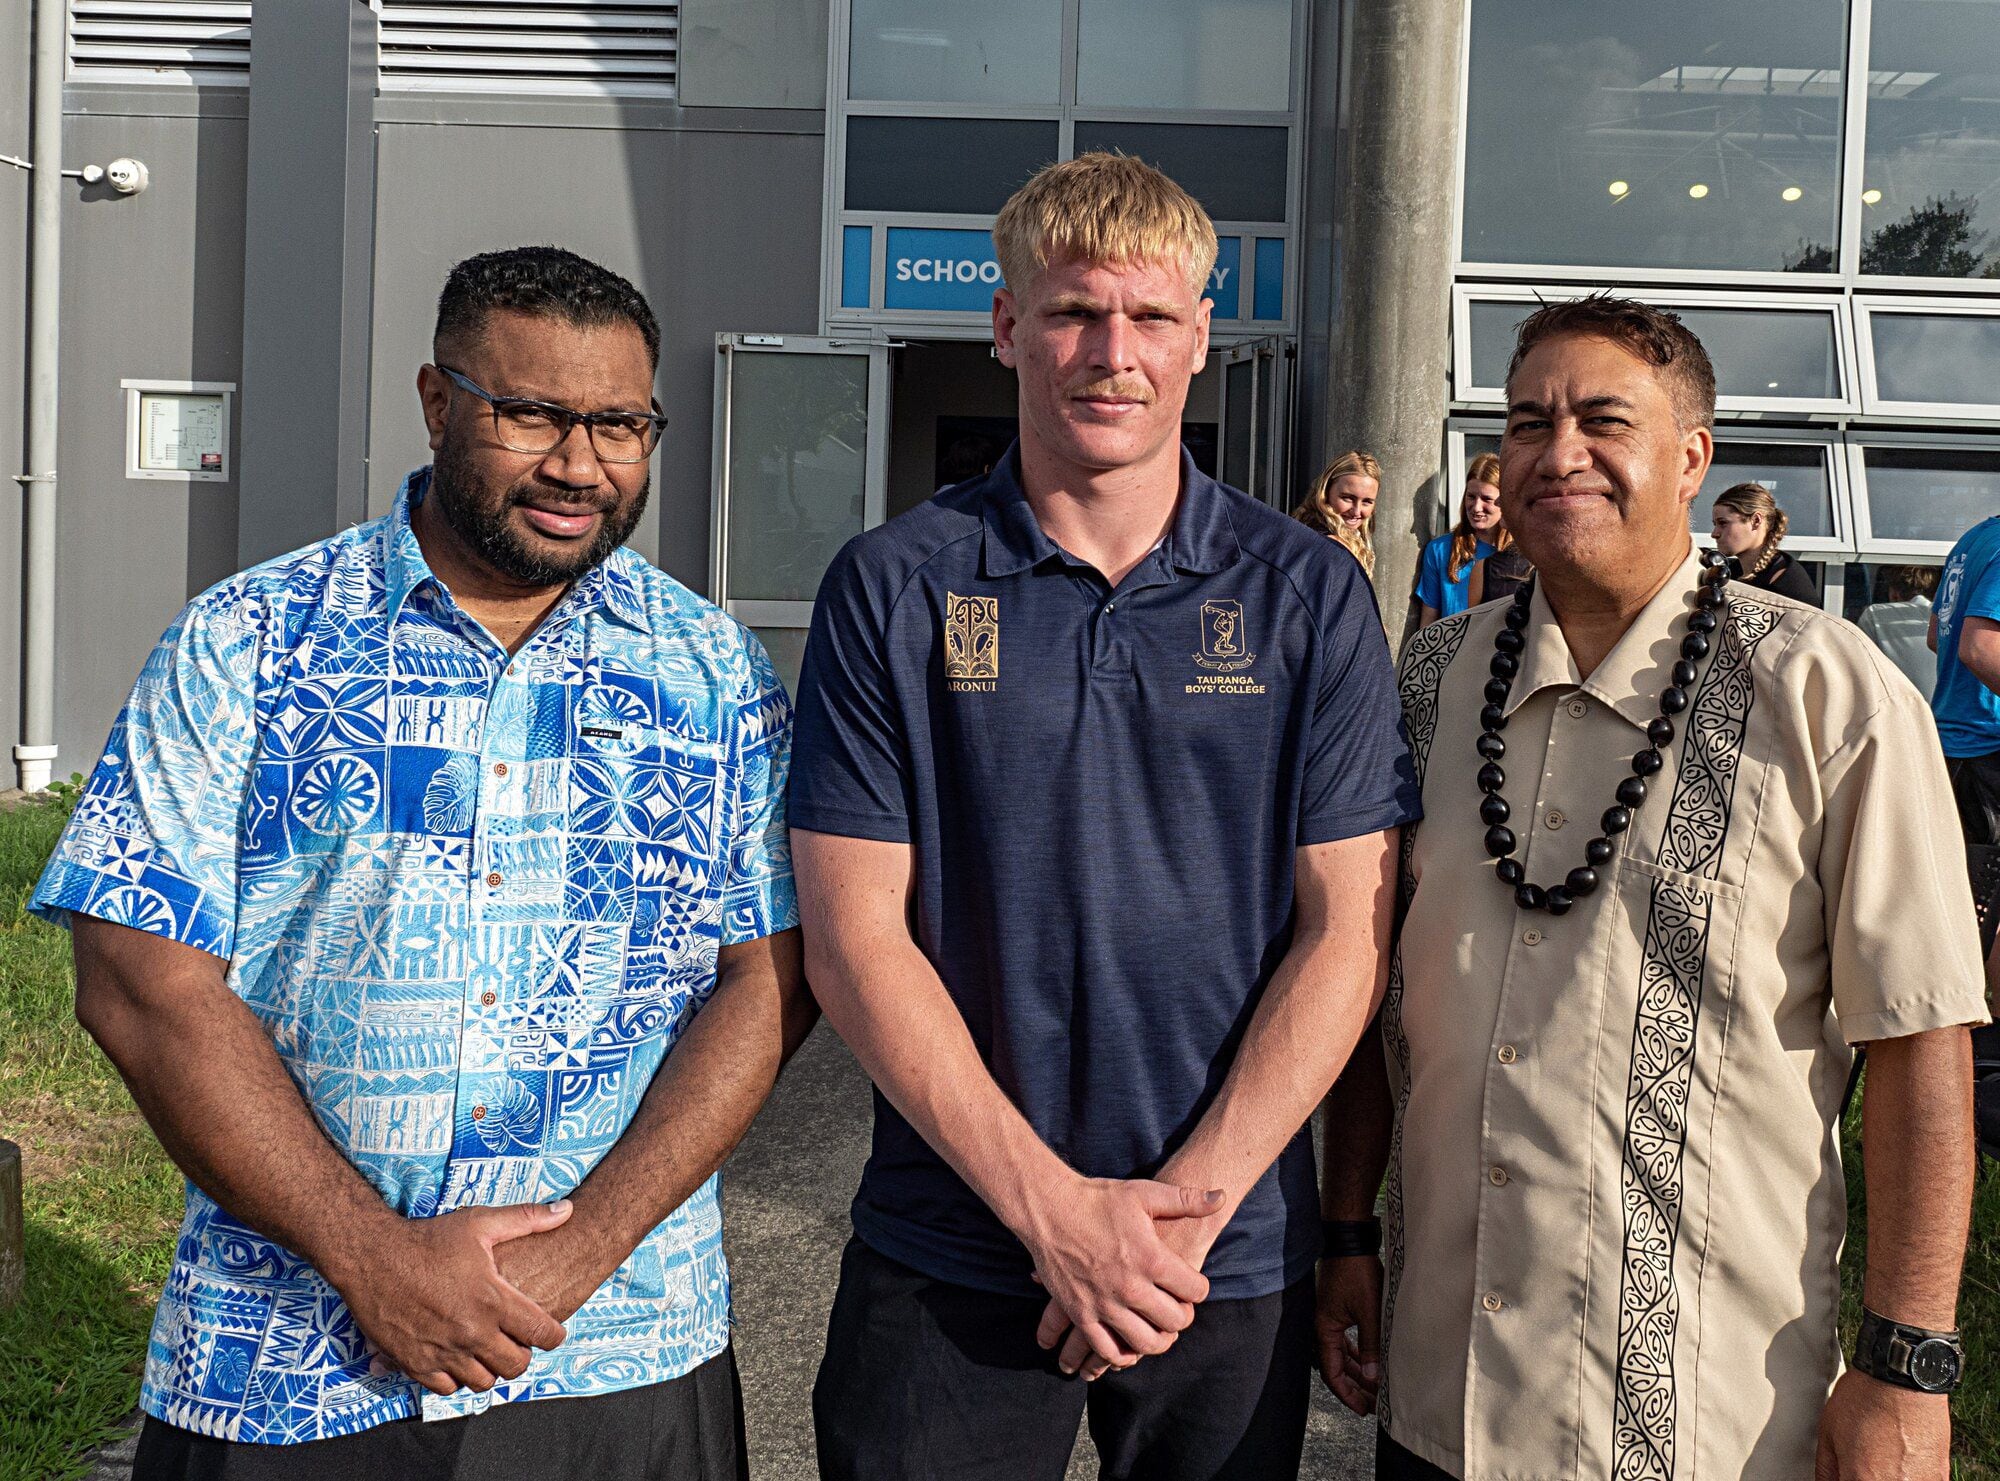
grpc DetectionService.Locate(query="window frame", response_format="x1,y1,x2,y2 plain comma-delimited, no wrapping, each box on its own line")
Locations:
1450,284,1859,414
1846,429,2000,558
1854,296,2000,421
819,0,1307,340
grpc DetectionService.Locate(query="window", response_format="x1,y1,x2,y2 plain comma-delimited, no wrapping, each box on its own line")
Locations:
1860,0,2000,280
1852,442,2000,551
67,0,251,85
1075,0,1293,112
1696,439,1845,549
1070,123,1289,223
847,0,1061,106
377,2,678,97
1460,0,1848,272
1454,289,1852,411
1857,300,2000,418
844,118,1061,214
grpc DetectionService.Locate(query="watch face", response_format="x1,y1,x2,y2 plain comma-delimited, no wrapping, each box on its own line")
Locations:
1909,1338,1962,1392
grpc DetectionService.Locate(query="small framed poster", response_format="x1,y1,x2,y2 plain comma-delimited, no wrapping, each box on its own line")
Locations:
123,379,234,482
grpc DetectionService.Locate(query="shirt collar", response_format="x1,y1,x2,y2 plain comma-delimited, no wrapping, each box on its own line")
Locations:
978,442,1242,580
1505,544,1705,733
386,465,651,633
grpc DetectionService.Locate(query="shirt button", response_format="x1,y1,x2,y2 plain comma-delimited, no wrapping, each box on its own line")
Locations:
1482,1292,1505,1313
1489,1165,1510,1187
1497,1044,1519,1064
471,1104,487,1122
493,762,508,778
1567,699,1587,719
1522,928,1543,946
486,871,503,888
479,990,497,1006
1545,810,1566,830
1105,602,1116,613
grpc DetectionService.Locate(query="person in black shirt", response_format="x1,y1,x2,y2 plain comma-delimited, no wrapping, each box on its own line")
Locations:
1711,481,1818,603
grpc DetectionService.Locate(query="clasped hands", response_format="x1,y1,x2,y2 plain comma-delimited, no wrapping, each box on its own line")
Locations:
1021,1174,1231,1383
322,1197,609,1399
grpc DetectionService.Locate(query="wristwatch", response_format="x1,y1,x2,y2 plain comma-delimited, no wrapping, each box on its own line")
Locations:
1852,1308,1965,1395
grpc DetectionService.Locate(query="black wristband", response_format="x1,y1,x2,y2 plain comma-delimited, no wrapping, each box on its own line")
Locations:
1321,1217,1382,1258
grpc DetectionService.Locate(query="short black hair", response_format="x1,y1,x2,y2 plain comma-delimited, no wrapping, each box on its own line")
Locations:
434,246,660,369
1505,292,1716,430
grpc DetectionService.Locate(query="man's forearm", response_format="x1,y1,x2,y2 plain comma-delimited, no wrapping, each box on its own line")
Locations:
555,928,818,1268
73,918,398,1283
807,918,1072,1235
1859,1027,1975,1329
1164,832,1398,1216
1321,1017,1393,1222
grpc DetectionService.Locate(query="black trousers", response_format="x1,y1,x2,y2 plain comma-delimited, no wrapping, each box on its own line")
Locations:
1948,751,2000,956
813,1237,1314,1481
132,1347,748,1481
1374,1429,1458,1480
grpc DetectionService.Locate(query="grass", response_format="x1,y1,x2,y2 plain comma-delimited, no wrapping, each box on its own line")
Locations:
0,794,183,1481
0,799,1992,1474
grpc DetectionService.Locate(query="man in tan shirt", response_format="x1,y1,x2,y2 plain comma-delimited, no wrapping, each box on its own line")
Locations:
1320,295,1986,1479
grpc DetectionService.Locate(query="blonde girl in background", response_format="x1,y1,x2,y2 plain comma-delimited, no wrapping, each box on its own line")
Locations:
1294,450,1381,580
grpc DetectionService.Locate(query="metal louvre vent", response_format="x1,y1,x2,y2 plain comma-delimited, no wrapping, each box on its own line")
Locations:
377,2,678,97
67,1,252,86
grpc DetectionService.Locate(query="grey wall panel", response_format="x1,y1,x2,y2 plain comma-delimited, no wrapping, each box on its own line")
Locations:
53,110,246,769
366,121,825,591
0,0,31,773
678,0,828,110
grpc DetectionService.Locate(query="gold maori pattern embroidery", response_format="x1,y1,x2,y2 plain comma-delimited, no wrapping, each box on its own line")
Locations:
1378,609,1469,1431
1611,599,1781,1480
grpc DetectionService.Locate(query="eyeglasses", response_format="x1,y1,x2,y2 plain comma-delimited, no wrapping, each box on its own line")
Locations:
434,364,666,464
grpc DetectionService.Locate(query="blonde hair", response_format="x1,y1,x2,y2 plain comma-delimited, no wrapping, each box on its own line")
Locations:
993,152,1219,302
1713,481,1789,577
1294,451,1382,578
1449,452,1510,580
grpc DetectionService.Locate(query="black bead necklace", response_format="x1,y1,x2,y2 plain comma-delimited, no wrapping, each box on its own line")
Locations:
1475,552,1736,915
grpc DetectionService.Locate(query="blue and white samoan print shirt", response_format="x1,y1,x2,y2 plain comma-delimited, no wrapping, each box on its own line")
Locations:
32,468,798,1443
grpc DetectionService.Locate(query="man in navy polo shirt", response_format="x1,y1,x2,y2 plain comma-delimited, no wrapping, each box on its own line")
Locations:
791,154,1420,1479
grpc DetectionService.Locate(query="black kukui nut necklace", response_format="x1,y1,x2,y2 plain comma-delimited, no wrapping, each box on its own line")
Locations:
1476,551,1737,915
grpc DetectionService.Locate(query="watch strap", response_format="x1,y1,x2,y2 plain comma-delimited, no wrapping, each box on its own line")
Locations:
1855,1308,1963,1394
1321,1217,1382,1258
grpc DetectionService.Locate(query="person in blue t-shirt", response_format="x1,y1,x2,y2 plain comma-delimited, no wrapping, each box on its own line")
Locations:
1414,452,1507,626
1933,515,2000,1002
790,153,1419,1479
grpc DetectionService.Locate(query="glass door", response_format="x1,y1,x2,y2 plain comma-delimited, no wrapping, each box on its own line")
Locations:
709,334,894,693
1216,336,1291,508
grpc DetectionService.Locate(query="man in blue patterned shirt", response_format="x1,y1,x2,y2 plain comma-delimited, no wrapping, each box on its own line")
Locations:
33,247,812,1480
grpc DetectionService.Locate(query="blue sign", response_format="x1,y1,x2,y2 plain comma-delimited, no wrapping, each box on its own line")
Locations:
885,228,1006,312
879,226,1248,315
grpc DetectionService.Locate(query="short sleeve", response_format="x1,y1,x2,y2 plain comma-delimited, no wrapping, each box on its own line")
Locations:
1965,551,2000,624
1414,539,1446,611
1298,564,1424,845
720,633,801,945
1819,685,1990,1043
787,541,913,843
31,593,261,959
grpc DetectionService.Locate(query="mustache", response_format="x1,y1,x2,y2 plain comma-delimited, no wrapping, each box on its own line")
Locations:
1070,378,1155,403
506,483,617,514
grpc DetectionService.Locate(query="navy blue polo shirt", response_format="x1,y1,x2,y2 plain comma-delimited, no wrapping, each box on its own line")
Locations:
790,445,1421,1299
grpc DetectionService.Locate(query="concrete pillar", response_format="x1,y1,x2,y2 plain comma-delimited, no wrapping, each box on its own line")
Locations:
1,1138,22,1310
236,0,378,566
1325,0,1464,654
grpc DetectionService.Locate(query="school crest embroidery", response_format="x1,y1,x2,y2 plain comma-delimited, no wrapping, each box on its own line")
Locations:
945,592,999,691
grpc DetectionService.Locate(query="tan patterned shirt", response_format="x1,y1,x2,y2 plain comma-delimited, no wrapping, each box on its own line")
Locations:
1380,547,1987,1479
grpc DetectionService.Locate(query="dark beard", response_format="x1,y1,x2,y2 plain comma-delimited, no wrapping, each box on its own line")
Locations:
429,433,650,587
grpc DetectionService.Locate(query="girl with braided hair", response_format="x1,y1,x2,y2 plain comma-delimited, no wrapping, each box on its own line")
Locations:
1710,481,1817,603
1293,449,1380,580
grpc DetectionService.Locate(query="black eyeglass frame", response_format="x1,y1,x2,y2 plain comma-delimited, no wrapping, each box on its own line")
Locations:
433,363,667,464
